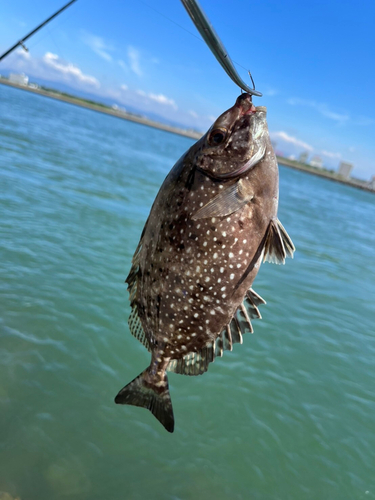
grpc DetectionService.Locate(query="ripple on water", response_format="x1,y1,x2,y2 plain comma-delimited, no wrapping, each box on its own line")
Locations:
1,84,375,500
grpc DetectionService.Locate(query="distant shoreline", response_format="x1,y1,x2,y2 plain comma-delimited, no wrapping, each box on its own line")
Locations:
277,156,374,192
1,77,373,193
0,78,202,140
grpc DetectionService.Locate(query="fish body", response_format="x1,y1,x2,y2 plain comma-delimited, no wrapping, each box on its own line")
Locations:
115,94,295,432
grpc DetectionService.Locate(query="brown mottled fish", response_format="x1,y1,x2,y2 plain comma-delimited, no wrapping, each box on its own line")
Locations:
115,93,295,432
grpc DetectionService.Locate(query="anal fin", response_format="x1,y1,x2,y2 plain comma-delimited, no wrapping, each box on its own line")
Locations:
167,344,214,376
128,306,151,351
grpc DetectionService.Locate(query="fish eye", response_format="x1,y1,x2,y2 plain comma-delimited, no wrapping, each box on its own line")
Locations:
208,128,227,146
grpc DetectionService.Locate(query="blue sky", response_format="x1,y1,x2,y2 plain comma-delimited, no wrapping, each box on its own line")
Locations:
1,0,374,180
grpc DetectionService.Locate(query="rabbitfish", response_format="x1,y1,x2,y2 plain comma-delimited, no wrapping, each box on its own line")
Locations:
115,93,295,432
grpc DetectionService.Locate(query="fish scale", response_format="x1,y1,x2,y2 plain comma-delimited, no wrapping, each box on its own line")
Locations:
149,173,262,354
115,93,295,432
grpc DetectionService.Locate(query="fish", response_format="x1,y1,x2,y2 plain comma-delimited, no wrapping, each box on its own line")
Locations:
114,93,295,433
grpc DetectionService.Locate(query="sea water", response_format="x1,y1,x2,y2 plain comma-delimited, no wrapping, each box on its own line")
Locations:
1,83,375,500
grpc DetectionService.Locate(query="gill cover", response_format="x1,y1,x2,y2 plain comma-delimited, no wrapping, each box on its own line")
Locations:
197,94,269,180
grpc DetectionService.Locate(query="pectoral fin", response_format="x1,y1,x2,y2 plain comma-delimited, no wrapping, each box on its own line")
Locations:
192,178,254,220
263,219,295,264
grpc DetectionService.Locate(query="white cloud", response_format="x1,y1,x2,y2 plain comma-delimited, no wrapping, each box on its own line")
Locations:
120,84,128,91
270,131,313,151
263,88,279,97
133,88,177,110
43,52,100,88
127,46,142,76
287,97,314,107
321,150,342,159
287,97,349,124
319,106,348,123
118,59,127,71
3,49,100,90
149,93,177,110
188,110,198,118
82,33,113,62
16,48,30,60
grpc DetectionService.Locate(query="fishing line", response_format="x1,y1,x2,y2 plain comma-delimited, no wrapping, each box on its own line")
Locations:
138,0,250,74
21,3,79,57
33,3,67,60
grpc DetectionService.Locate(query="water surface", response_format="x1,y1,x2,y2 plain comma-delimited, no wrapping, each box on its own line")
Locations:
1,84,375,500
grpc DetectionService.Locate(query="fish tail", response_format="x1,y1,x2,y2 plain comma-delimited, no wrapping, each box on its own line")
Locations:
114,368,174,433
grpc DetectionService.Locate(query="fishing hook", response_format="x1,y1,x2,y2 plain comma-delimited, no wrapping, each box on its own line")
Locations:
180,0,262,97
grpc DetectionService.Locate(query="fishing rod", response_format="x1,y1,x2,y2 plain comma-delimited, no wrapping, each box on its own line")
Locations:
180,0,262,97
0,0,77,62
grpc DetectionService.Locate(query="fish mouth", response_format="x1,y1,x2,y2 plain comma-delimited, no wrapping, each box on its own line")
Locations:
235,93,256,115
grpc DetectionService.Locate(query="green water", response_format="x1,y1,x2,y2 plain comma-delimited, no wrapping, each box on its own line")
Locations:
1,84,375,500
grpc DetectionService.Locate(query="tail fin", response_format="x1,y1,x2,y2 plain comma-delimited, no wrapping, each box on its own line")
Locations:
114,369,174,433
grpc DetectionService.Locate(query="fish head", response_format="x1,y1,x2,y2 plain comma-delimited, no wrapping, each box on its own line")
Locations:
195,93,269,179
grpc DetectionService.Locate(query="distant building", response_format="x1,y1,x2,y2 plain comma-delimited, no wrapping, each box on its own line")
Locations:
28,82,39,89
338,161,353,179
299,151,309,164
310,155,323,168
368,175,375,191
9,73,29,86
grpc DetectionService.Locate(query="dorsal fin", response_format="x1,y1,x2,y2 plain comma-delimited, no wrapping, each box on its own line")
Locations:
245,288,266,319
263,218,295,265
167,287,266,376
222,325,233,351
